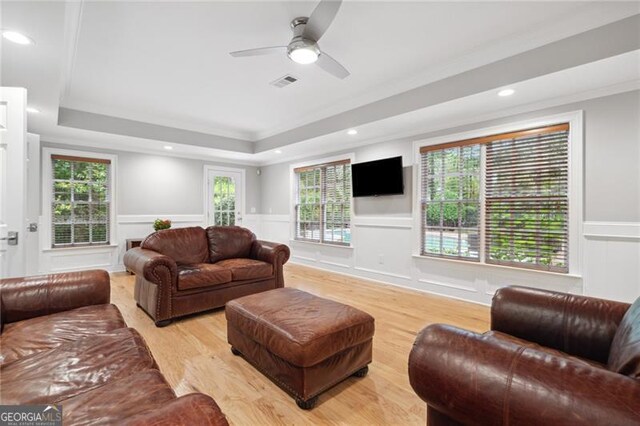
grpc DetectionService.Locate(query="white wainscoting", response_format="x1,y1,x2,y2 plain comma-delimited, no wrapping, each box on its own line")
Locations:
253,215,639,305
40,245,120,273
583,221,640,302
35,213,639,305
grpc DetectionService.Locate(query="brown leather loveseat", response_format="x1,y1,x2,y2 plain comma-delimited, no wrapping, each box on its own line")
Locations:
0,269,228,425
409,286,640,425
124,226,290,326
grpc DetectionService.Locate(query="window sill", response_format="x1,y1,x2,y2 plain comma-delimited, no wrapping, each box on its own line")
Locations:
42,244,119,252
411,254,582,278
290,239,354,249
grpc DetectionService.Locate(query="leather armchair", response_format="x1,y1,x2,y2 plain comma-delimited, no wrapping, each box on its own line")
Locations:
124,226,290,326
409,286,640,425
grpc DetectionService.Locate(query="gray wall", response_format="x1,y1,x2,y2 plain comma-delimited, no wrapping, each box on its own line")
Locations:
259,90,640,222
41,143,261,215
259,162,290,215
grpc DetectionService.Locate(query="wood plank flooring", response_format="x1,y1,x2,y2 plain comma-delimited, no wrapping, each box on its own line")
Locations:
110,263,490,425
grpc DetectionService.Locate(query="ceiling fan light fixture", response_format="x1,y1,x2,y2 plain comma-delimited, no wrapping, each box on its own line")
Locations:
287,40,320,65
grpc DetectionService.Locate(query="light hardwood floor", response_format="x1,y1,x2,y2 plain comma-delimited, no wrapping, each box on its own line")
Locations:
110,263,490,425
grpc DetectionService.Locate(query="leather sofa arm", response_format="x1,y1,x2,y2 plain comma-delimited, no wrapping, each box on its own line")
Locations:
251,240,290,266
409,324,640,426
491,286,630,363
124,247,177,286
0,269,110,324
123,394,229,426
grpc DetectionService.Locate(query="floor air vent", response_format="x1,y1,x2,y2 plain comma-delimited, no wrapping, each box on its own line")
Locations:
270,74,298,88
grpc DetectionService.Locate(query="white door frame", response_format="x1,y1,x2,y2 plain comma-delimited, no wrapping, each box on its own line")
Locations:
203,165,246,227
0,87,28,278
25,133,41,275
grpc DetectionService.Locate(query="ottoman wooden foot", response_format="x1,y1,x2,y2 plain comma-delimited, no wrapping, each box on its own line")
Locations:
296,396,318,410
353,366,369,378
155,319,172,327
231,347,241,356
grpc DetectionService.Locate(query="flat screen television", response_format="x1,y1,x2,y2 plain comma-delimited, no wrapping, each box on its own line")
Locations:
351,156,404,197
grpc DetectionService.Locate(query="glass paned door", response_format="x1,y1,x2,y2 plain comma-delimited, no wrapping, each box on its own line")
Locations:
207,168,243,227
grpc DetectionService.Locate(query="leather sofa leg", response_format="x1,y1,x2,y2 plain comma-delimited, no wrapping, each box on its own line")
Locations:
155,319,173,327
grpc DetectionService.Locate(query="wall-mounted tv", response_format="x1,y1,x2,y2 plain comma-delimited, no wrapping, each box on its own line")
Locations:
351,156,404,197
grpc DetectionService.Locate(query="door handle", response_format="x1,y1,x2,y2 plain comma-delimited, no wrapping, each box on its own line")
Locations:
0,231,18,245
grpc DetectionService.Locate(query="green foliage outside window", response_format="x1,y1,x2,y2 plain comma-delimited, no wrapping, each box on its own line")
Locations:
296,164,351,244
421,129,569,272
52,158,110,246
212,176,236,226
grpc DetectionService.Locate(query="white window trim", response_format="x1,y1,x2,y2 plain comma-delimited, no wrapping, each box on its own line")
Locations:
412,110,584,276
289,153,356,247
42,148,118,251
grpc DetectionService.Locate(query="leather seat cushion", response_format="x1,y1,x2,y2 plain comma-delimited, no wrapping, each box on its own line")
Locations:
226,288,375,367
215,258,273,281
60,370,176,426
177,263,232,291
608,297,640,378
0,304,126,366
0,328,157,405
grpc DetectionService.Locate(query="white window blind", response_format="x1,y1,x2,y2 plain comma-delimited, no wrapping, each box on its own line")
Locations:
420,123,570,273
51,155,111,248
485,127,569,272
294,160,351,245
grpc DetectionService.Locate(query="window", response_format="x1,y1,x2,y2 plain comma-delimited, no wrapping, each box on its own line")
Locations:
294,160,351,245
422,145,481,260
51,155,112,248
420,123,570,273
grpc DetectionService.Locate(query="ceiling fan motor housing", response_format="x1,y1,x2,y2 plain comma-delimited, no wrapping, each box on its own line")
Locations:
287,17,320,62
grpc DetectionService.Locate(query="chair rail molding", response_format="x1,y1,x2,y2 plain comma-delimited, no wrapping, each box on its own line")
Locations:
583,221,640,240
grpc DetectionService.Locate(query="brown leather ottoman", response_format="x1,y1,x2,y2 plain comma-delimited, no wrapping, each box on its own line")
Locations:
226,287,375,409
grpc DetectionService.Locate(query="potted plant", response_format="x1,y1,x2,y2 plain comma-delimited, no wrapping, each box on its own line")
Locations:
153,218,172,232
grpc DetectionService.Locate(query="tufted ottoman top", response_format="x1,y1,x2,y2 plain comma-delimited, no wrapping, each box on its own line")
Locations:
226,288,375,368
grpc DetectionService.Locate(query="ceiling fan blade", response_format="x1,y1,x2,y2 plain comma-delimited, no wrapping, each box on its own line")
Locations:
303,0,342,41
229,46,286,57
317,51,350,79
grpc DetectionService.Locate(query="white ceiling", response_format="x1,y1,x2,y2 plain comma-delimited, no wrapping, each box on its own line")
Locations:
63,1,630,138
1,1,639,165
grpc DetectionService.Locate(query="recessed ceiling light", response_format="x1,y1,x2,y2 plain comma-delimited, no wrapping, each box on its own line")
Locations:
274,149,282,154
2,30,35,45
347,129,358,135
164,146,173,150
498,88,515,97
26,107,40,113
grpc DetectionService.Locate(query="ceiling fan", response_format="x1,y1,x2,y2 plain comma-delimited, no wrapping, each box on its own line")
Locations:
229,0,349,79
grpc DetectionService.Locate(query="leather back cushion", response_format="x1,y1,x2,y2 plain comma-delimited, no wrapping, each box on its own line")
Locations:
206,226,256,263
142,226,209,265
608,297,640,378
